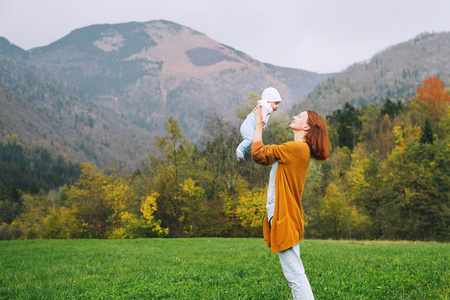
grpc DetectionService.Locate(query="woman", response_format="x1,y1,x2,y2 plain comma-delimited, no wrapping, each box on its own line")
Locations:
252,106,330,300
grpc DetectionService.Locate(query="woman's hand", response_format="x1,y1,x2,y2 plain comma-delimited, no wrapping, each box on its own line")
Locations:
253,105,263,123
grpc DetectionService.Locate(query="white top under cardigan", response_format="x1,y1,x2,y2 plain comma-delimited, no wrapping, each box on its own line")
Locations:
266,160,278,224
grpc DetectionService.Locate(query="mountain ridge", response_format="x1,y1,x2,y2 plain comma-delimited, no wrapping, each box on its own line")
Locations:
25,20,330,141
294,31,450,114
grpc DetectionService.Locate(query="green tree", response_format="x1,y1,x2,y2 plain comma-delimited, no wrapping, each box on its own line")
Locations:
381,98,403,119
0,184,22,224
301,160,330,238
233,92,260,120
358,105,394,159
327,102,361,150
263,113,292,146
154,115,190,189
420,118,434,144
376,139,449,241
152,115,208,236
196,115,240,236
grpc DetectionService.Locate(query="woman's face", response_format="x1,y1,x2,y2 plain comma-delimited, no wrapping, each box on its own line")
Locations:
289,111,309,131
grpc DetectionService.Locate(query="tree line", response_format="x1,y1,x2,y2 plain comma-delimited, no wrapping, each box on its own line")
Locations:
0,77,448,241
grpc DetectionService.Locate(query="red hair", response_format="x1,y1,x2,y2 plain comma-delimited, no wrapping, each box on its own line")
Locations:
305,110,331,160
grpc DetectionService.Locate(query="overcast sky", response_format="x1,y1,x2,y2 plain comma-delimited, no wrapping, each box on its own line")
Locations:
1,0,449,73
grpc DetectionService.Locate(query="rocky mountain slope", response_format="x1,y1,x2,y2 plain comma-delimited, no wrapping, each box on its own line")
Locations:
294,32,450,115
28,20,330,141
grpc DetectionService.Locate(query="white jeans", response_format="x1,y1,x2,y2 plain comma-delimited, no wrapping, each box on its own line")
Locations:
278,243,315,300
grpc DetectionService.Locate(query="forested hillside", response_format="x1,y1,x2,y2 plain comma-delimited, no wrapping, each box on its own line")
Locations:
295,32,450,115
0,136,82,225
1,77,448,241
0,56,156,169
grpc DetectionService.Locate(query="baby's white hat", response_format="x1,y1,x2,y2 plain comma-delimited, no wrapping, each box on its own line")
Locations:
262,87,282,102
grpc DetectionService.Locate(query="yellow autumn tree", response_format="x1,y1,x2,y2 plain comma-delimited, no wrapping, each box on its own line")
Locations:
67,162,166,239
236,185,267,231
220,175,251,228
11,190,80,239
177,178,205,236
42,206,80,239
11,192,47,239
391,122,421,155
347,147,370,193
141,193,169,237
319,183,369,239
66,163,114,238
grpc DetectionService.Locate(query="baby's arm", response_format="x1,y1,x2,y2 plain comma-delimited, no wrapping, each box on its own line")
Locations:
260,106,268,124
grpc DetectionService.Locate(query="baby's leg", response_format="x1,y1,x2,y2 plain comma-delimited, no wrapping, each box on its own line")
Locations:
240,114,257,143
237,138,253,154
236,116,256,162
261,106,268,124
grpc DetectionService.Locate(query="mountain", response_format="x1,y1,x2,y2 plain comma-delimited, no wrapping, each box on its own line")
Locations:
0,20,329,169
27,20,330,141
294,32,450,115
0,55,155,169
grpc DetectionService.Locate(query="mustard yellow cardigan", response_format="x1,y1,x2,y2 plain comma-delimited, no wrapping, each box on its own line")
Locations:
252,140,310,253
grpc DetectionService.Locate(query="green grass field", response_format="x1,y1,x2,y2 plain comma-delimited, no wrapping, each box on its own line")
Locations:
0,238,448,299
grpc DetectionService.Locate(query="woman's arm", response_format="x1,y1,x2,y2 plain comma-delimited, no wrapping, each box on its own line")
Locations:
252,106,299,165
252,105,275,165
253,106,264,143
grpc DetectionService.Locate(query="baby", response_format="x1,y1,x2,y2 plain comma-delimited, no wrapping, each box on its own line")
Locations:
236,87,282,162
